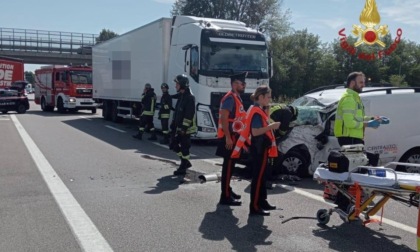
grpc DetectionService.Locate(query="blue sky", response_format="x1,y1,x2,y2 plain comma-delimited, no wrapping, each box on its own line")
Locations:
2,0,419,72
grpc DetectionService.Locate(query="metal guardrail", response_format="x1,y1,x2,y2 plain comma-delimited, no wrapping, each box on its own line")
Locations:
0,27,97,54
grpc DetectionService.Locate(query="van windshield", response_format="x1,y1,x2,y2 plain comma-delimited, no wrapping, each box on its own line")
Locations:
291,96,325,107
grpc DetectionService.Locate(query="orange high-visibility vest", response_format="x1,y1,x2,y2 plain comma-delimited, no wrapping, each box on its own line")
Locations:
231,105,278,159
217,91,247,138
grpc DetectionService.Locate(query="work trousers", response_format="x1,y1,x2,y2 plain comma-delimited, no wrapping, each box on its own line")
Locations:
139,115,154,132
172,133,191,160
161,118,169,134
250,148,268,211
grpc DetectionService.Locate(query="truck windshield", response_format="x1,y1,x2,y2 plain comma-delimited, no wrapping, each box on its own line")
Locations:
201,43,268,74
70,71,92,84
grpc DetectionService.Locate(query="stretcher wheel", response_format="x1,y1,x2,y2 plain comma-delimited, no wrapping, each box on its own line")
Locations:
316,209,330,225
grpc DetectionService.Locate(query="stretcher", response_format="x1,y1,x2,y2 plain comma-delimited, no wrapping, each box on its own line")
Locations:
313,162,420,251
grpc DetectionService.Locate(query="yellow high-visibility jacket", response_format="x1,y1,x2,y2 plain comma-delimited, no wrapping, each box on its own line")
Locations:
334,89,371,139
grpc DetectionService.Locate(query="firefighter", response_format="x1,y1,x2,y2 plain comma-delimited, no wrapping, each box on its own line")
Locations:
171,74,196,175
232,86,280,216
215,72,247,206
269,104,298,143
266,104,298,186
159,83,172,145
133,83,157,140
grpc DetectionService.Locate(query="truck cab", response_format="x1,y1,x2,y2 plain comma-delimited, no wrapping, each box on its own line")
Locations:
168,16,271,139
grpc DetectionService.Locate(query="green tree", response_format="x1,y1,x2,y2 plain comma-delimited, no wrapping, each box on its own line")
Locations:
389,74,408,87
24,71,35,84
171,0,290,37
96,29,118,43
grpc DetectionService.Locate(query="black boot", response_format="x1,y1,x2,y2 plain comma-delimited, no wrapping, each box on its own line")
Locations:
148,132,157,141
174,159,187,175
132,131,143,140
183,159,192,169
159,134,170,144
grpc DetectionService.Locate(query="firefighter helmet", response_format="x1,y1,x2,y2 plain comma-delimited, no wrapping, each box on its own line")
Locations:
145,83,151,89
174,74,189,89
161,83,169,89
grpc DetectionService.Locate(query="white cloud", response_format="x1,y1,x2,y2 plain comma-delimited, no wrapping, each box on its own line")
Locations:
381,0,420,26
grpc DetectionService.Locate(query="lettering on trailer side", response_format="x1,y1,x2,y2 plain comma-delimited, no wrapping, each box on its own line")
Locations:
0,63,15,86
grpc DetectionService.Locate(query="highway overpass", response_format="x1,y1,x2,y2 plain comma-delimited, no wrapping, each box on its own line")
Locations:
0,27,97,65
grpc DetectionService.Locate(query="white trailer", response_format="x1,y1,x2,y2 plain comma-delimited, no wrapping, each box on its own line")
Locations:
93,16,271,139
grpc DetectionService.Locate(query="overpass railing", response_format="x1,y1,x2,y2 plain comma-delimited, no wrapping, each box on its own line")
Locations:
0,27,97,54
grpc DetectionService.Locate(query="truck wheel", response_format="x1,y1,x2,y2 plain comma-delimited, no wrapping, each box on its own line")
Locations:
41,97,48,112
57,97,66,113
397,148,420,173
91,108,97,114
17,104,27,114
102,101,112,120
111,101,122,123
1,110,8,114
279,151,309,177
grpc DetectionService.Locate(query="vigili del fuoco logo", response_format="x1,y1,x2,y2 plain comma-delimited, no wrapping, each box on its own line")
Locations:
338,0,402,61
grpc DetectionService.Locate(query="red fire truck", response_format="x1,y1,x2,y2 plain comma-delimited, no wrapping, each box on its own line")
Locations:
0,56,24,88
34,65,97,113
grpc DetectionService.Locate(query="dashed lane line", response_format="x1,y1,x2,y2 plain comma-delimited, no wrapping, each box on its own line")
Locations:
105,125,126,133
78,115,92,121
11,115,114,252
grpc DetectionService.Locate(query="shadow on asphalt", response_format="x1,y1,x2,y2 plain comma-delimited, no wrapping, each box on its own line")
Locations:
143,175,182,194
312,223,415,252
199,204,272,251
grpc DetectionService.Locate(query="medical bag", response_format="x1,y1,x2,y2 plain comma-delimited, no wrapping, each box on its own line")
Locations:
328,150,349,173
328,144,369,173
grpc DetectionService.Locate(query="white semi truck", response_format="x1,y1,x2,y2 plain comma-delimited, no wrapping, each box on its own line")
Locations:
92,16,271,139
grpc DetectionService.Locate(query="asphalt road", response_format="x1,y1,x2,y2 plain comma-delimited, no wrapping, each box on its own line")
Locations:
0,95,418,252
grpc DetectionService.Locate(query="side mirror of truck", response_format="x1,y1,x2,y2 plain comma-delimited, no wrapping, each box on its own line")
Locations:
268,51,274,78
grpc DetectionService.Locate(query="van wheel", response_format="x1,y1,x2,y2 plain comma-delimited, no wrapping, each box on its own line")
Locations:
57,97,66,113
279,151,309,177
17,104,27,114
398,148,420,173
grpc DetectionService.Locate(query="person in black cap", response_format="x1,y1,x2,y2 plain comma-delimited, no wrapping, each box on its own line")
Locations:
215,72,247,206
158,83,173,144
171,74,197,175
133,83,157,140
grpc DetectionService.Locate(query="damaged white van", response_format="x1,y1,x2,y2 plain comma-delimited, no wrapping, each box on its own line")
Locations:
278,87,420,177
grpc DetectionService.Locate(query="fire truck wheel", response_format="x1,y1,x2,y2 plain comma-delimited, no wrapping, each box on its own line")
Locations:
57,97,66,113
91,108,97,114
16,104,27,114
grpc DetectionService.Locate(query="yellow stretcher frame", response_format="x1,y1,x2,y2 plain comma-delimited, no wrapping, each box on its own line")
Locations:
314,162,420,252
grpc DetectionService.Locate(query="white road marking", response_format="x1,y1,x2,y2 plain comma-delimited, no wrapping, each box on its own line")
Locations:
151,141,197,157
0,118,10,121
105,125,126,133
277,183,417,234
11,115,113,252
78,116,92,121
